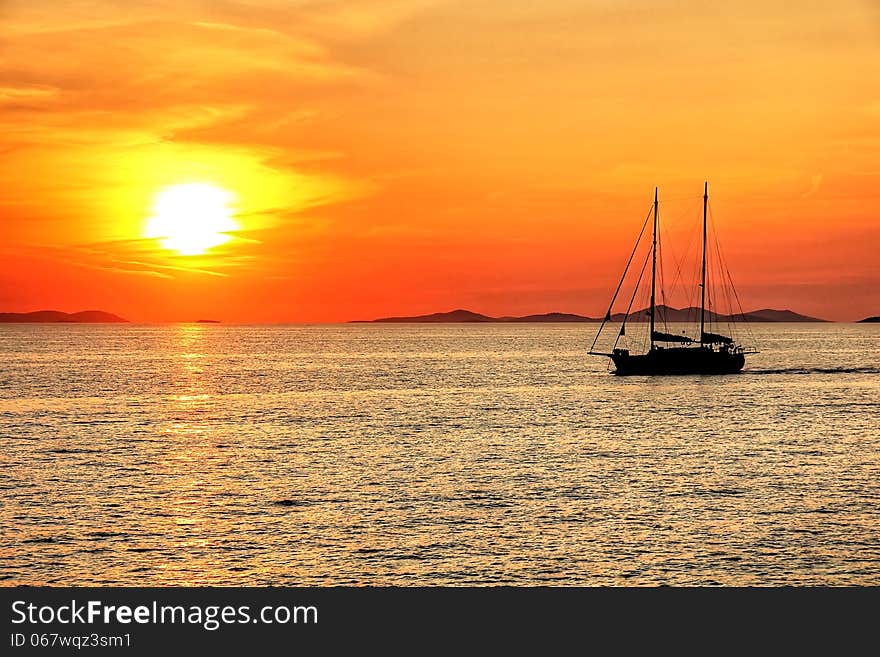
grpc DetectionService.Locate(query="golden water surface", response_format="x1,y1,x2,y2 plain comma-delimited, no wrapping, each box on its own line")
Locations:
1,323,878,585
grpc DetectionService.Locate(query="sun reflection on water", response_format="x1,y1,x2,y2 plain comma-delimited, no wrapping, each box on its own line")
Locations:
150,323,240,584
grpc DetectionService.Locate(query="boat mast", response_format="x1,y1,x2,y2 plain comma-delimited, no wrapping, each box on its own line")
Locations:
700,181,708,347
649,187,658,351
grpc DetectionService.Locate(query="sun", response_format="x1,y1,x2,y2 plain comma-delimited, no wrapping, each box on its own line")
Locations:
145,183,239,255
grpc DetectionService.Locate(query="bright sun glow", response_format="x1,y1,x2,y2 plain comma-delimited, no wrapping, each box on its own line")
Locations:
145,183,239,255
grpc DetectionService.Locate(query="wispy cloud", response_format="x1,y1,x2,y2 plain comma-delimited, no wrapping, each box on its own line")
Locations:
802,173,824,198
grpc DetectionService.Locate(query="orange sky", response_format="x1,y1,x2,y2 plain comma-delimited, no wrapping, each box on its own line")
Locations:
1,0,878,322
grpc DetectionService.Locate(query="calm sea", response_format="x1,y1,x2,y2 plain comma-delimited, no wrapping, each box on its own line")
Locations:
1,323,878,585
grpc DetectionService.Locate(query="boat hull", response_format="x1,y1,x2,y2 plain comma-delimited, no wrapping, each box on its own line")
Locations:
611,346,744,376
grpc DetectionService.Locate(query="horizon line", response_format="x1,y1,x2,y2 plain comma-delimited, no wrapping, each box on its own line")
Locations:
4,306,879,324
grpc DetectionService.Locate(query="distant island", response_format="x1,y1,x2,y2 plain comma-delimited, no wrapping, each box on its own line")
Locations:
356,306,828,323
0,310,128,323
858,316,880,323
196,319,221,323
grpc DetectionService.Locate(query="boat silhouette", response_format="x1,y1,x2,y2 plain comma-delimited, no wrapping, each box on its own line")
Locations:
589,183,757,375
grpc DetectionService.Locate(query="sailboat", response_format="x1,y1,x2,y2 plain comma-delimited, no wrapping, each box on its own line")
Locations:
589,182,756,375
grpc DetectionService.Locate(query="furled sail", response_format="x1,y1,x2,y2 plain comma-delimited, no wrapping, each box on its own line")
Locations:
701,331,733,344
651,331,692,343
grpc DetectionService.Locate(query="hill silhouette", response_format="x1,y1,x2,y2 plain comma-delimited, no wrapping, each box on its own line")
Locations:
359,306,827,323
858,316,880,323
365,309,493,323
498,312,594,322
0,310,128,323
610,305,827,323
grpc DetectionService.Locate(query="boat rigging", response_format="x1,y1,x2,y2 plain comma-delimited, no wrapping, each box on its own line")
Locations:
588,182,757,375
